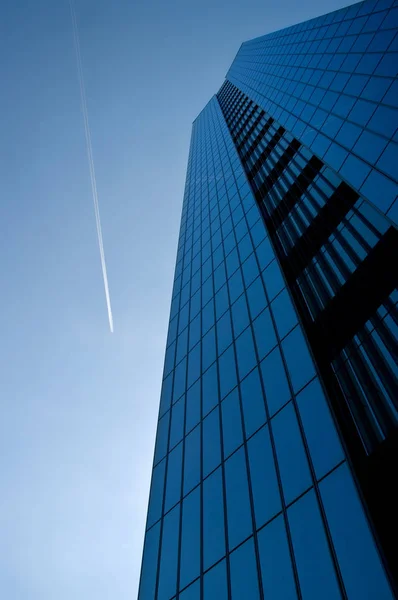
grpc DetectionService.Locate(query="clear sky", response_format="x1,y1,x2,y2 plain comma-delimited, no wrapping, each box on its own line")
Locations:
0,0,354,597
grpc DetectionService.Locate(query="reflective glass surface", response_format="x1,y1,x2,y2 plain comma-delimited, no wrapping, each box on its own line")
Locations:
139,3,397,595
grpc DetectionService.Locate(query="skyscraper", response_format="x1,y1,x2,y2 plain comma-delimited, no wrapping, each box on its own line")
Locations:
138,1,398,598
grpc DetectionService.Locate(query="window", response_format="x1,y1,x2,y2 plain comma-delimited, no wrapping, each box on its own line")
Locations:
288,490,341,599
225,447,253,549
272,403,312,504
203,468,225,570
248,425,281,527
258,515,297,600
240,368,267,437
180,488,201,590
230,538,261,599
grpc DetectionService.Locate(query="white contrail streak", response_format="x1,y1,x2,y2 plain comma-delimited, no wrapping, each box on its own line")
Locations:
69,0,114,333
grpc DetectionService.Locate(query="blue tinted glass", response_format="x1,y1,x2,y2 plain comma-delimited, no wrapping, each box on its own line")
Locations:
261,347,291,416
242,252,261,287
297,378,344,478
157,504,180,600
219,346,238,399
248,425,281,526
225,447,253,549
215,284,229,319
169,396,185,449
247,276,268,319
186,380,200,434
180,580,200,600
176,327,188,365
271,289,298,339
203,362,219,416
228,268,244,303
147,459,165,527
203,468,225,570
188,343,200,387
203,408,222,477
240,367,267,437
202,326,217,371
160,372,173,417
288,490,341,600
231,294,250,337
272,403,312,504
138,521,160,599
217,310,233,355
180,488,201,590
184,425,201,495
221,389,244,458
258,515,297,600
256,236,275,270
320,464,394,600
235,328,257,381
230,538,260,600
203,560,228,600
165,442,183,512
164,341,176,376
154,411,170,464
282,326,316,393
189,313,201,349
173,358,187,402
202,296,215,335
252,307,277,359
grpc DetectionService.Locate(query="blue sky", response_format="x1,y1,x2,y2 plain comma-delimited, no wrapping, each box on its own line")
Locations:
0,0,353,597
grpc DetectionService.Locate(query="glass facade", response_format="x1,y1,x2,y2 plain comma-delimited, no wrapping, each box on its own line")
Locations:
139,1,398,598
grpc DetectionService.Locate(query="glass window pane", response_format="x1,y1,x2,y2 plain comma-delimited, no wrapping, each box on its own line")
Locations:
219,347,238,399
165,443,183,512
217,310,233,355
271,289,298,339
147,459,166,527
272,403,312,504
262,259,285,300
169,396,185,449
258,515,297,600
186,381,200,434
297,378,344,478
252,307,277,359
231,294,250,337
282,326,316,393
138,522,160,600
225,447,253,549
203,408,222,478
203,468,225,571
184,426,201,495
174,357,187,403
158,505,180,599
261,347,291,416
240,367,267,438
230,538,260,600
180,488,201,590
288,490,341,600
320,464,394,600
247,425,281,527
236,328,257,381
154,410,170,464
221,389,244,458
180,579,200,599
203,559,228,600
203,362,219,416
247,276,268,319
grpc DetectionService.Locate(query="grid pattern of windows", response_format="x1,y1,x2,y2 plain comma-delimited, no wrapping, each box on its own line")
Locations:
139,1,398,597
138,94,395,599
218,80,398,457
217,79,398,593
226,0,398,224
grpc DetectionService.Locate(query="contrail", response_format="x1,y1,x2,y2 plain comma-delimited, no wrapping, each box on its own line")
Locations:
69,0,114,333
